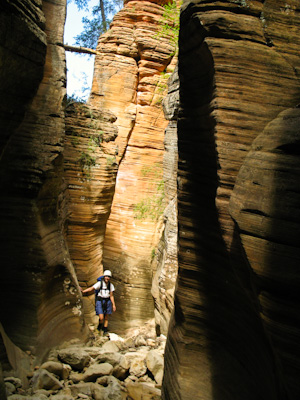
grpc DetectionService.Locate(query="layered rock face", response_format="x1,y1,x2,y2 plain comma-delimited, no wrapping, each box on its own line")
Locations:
0,0,179,379
0,0,46,152
229,107,300,399
64,103,118,324
0,0,89,370
88,0,178,331
163,1,300,399
2,1,300,399
151,67,179,335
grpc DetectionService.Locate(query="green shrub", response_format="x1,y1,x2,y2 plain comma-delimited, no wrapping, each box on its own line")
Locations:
78,151,96,169
106,155,116,167
156,1,180,55
133,180,165,221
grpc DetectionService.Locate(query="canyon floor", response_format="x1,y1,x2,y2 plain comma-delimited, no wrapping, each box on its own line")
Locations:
5,320,164,400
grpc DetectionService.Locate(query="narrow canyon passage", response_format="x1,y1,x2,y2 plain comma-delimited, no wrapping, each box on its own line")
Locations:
1,1,300,400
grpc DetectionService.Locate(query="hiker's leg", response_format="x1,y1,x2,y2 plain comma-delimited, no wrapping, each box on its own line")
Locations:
95,300,104,331
103,299,112,333
103,314,109,334
97,313,104,331
103,314,109,328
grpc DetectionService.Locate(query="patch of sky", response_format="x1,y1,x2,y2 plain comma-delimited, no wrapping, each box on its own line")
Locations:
64,0,98,101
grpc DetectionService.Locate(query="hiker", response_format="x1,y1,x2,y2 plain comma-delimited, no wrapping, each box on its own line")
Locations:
81,270,116,335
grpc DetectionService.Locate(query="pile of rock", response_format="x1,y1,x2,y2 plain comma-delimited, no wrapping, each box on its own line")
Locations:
5,328,165,400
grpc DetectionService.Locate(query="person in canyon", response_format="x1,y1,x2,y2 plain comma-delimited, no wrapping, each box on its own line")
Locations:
81,270,116,335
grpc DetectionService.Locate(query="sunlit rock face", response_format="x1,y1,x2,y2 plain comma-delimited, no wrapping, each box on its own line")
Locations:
162,1,300,399
0,0,89,366
64,103,118,325
89,0,178,331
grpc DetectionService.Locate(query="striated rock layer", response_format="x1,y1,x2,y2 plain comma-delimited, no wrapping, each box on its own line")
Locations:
163,1,300,399
64,103,118,325
0,0,89,370
151,66,179,335
229,107,300,399
88,0,178,331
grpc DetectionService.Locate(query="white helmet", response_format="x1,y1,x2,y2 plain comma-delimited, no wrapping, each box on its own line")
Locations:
103,269,112,277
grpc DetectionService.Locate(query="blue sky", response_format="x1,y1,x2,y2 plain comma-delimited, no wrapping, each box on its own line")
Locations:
64,1,97,100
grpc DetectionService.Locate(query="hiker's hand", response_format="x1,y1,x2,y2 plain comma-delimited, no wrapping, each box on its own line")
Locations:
113,305,116,312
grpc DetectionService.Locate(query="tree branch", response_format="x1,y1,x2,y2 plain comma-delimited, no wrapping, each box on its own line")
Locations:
63,44,96,55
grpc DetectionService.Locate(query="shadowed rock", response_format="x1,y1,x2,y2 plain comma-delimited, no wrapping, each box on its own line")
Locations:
162,1,300,399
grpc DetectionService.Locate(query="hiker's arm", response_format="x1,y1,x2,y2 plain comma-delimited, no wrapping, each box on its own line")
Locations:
80,286,95,295
110,292,116,312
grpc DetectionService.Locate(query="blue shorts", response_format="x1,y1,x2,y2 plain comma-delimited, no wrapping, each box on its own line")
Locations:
95,298,112,315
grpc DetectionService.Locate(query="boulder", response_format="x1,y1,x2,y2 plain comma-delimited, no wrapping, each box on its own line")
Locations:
69,371,84,384
146,350,164,385
31,369,63,391
95,376,124,400
68,382,97,398
82,363,113,382
112,355,130,380
34,389,51,397
40,361,72,380
58,348,90,371
49,394,74,400
126,382,161,400
134,335,147,347
129,358,147,378
5,381,16,396
125,375,138,383
4,377,22,389
8,395,48,400
99,341,120,354
137,375,154,383
146,339,156,348
49,387,73,399
89,385,106,400
95,352,121,366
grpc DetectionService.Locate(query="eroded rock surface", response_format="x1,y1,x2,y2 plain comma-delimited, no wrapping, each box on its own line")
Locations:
0,0,89,366
64,103,118,324
2,0,300,399
151,67,179,335
229,107,300,399
162,1,300,400
88,0,178,331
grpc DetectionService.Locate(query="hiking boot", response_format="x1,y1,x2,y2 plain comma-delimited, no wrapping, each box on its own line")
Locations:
103,327,109,336
97,322,103,332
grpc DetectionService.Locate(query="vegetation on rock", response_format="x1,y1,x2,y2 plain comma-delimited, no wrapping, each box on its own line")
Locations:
155,1,180,56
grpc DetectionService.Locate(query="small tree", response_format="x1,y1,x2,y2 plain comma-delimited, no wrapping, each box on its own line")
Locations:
71,0,123,49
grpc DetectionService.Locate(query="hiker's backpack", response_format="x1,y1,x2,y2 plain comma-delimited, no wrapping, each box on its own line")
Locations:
95,275,111,301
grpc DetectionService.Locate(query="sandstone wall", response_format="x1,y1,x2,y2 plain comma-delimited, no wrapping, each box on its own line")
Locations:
229,106,300,399
88,0,178,332
64,103,118,325
151,66,179,335
0,0,89,369
162,1,300,399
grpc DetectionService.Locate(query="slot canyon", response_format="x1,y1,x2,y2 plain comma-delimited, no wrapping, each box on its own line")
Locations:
0,0,300,399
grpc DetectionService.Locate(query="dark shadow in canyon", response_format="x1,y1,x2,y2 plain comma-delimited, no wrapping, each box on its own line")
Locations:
163,3,291,399
229,107,300,400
